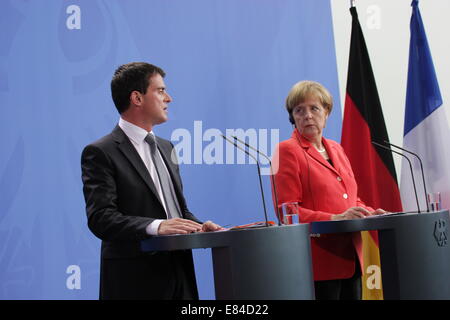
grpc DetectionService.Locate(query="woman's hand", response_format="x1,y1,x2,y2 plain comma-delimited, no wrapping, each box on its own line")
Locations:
331,207,372,221
371,208,386,215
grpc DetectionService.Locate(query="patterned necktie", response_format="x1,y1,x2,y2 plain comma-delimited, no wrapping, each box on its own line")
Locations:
144,133,182,219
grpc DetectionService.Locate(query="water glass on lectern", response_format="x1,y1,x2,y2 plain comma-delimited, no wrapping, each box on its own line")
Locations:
428,192,442,211
279,202,300,225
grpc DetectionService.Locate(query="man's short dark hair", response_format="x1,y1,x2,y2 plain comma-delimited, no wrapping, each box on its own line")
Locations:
111,62,166,114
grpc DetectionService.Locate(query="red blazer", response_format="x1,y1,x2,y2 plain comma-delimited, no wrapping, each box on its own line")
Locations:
272,129,373,281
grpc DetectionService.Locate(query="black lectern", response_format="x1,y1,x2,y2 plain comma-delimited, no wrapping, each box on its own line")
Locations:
141,224,315,300
311,210,450,299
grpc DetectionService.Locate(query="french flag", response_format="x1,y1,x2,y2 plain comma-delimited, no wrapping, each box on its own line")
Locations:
401,0,450,212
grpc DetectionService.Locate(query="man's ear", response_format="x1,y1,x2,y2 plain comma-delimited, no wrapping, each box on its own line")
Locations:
130,91,142,106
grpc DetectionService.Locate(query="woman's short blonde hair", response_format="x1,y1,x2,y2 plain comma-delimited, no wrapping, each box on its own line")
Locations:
285,80,333,116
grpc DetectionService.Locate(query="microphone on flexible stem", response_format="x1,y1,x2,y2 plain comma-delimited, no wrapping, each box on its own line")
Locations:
383,141,430,212
221,135,270,227
372,141,421,213
231,135,281,226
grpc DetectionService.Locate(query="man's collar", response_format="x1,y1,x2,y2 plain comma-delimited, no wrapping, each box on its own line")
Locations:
118,118,154,145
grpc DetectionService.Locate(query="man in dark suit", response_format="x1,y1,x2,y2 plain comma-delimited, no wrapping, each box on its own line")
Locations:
81,62,221,300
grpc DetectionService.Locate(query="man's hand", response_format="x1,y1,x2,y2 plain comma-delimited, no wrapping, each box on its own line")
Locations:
158,218,203,235
200,220,223,232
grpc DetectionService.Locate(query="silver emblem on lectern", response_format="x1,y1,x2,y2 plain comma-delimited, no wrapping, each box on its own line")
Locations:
434,219,448,247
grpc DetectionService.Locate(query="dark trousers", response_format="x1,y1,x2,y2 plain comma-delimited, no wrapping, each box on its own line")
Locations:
314,258,362,300
100,251,198,300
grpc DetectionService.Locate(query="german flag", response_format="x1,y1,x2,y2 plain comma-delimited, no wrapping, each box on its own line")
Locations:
341,6,403,300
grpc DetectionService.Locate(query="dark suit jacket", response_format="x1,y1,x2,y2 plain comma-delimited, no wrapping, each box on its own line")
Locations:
81,125,201,299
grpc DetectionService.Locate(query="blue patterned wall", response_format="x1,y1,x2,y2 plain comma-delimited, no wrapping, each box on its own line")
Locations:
0,0,341,299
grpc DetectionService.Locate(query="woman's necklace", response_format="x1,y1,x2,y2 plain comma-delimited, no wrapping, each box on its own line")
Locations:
315,145,326,153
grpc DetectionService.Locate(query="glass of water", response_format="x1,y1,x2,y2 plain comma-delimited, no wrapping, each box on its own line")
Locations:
278,202,300,225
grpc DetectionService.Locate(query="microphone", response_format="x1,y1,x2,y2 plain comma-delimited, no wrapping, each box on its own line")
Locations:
372,141,421,213
230,135,281,226
383,141,430,212
221,135,271,227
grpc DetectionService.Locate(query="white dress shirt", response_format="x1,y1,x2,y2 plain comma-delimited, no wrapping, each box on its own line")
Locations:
118,118,171,235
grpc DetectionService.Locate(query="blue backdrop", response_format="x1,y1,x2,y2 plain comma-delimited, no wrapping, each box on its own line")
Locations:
0,0,341,299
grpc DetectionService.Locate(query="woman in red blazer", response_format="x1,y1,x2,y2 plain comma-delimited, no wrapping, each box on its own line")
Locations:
272,80,384,300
